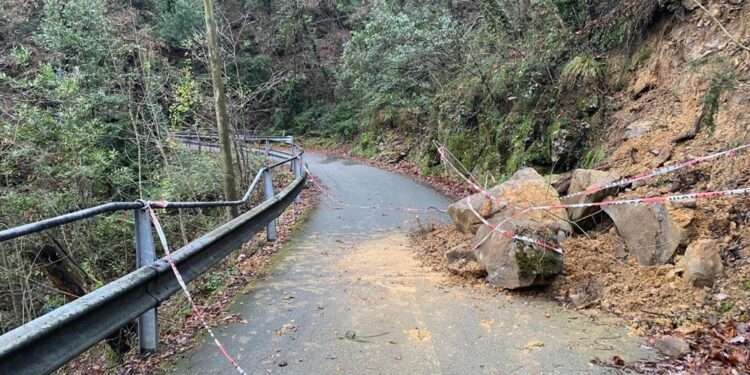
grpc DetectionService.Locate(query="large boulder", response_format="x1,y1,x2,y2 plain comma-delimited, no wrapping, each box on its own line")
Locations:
447,185,505,234
449,168,572,289
448,168,571,234
602,203,681,265
677,239,724,287
565,169,621,223
473,216,567,289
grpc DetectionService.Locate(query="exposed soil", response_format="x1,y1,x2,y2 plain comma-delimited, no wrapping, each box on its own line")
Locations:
409,224,480,286
411,220,749,373
403,3,750,373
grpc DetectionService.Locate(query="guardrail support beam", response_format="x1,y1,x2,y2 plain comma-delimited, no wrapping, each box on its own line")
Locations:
263,169,277,241
134,208,158,355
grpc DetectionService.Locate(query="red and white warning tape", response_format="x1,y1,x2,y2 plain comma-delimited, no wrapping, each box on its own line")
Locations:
562,143,750,199
505,187,750,213
436,146,510,207
438,145,563,254
437,142,750,256
466,197,563,255
146,204,247,375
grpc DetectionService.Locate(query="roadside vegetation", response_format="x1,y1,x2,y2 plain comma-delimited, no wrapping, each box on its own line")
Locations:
0,0,274,338
1,0,748,372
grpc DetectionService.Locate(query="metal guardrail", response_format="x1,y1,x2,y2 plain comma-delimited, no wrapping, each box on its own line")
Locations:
173,131,295,145
0,134,307,375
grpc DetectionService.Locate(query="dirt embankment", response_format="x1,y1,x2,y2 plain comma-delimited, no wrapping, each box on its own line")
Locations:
411,2,750,373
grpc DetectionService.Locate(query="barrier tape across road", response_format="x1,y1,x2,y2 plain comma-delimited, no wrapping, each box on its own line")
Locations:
436,142,750,255
562,142,750,199
307,172,446,214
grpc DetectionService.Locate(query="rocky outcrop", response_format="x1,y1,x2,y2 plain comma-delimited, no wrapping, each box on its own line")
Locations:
602,203,681,265
565,169,621,223
677,239,724,287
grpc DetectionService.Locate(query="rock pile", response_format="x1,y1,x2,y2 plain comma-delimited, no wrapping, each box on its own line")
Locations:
446,168,571,289
445,165,725,291
565,169,620,223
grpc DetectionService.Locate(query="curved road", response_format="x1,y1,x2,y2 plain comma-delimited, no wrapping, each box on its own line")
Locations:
173,153,651,374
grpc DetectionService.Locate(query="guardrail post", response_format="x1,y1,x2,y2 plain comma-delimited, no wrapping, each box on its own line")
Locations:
134,208,158,355
299,153,308,188
294,165,302,203
263,169,276,241
290,143,296,173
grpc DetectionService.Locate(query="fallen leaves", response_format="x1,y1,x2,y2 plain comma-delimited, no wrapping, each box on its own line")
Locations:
611,320,750,373
275,322,299,337
523,340,544,351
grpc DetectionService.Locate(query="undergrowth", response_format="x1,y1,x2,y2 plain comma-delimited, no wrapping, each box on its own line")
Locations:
701,67,737,134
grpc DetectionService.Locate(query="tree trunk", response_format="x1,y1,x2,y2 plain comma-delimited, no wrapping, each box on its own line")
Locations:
28,240,135,357
203,0,240,218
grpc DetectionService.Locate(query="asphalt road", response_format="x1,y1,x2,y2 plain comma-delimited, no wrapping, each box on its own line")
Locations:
171,153,652,374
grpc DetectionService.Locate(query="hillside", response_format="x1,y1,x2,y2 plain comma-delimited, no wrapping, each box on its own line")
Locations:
1,0,749,373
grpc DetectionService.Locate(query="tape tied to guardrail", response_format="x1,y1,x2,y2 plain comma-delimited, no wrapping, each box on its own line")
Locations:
147,207,247,375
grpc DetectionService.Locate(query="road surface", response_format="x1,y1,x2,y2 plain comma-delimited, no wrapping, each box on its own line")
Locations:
172,153,651,374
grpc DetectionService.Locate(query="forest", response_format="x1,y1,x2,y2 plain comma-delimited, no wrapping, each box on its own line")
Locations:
1,0,749,372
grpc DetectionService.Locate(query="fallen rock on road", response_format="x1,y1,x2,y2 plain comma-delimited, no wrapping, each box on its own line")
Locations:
473,218,564,289
447,168,571,289
676,238,724,287
602,202,681,265
564,168,621,223
447,168,571,235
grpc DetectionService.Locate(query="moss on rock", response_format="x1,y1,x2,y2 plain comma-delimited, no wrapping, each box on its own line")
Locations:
514,246,563,281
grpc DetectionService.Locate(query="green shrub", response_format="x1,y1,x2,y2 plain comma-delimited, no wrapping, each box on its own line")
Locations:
561,54,604,89
155,0,204,48
701,67,737,134
36,0,109,65
10,45,31,66
338,5,464,116
719,302,734,314
580,144,607,169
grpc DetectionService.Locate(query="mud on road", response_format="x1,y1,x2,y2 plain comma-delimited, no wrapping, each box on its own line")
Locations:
172,153,651,374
